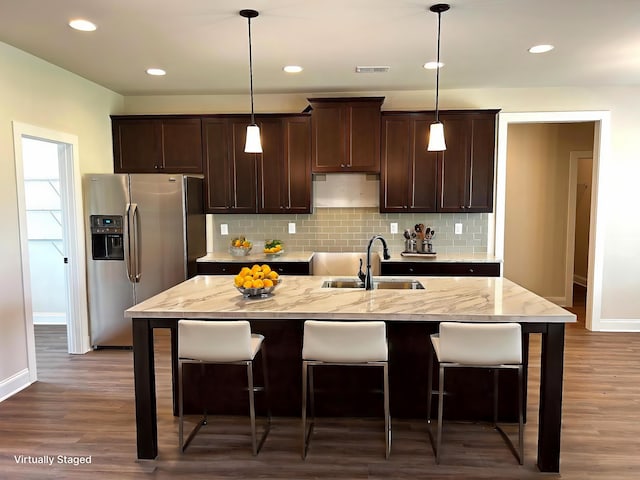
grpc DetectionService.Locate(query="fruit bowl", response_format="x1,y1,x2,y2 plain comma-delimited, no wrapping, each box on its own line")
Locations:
229,246,252,256
233,264,281,298
236,282,278,298
264,239,284,256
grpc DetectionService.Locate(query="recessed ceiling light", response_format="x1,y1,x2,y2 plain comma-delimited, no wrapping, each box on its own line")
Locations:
146,68,166,76
528,44,554,54
283,65,303,73
68,19,97,32
423,61,444,70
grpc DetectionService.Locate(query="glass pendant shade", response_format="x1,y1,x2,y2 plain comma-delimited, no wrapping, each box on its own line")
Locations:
427,122,446,151
244,124,263,153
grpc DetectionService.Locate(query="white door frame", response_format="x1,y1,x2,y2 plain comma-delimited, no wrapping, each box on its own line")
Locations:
493,111,610,331
13,122,91,374
565,151,593,307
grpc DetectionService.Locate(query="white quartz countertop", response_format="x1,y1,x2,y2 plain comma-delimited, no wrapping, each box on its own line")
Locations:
197,251,498,264
197,251,315,263
126,275,575,324
382,252,501,263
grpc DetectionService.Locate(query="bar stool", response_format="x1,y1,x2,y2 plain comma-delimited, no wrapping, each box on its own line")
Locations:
427,322,524,464
178,319,271,455
301,320,390,459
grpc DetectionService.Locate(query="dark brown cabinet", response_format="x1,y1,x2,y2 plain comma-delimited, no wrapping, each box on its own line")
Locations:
381,261,500,277
197,261,312,275
203,115,312,214
308,97,384,173
438,111,498,212
112,116,203,173
257,116,312,214
203,117,257,213
380,113,439,212
380,110,498,213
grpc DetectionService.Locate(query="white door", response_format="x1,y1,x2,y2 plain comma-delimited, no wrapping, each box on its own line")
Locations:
13,122,90,374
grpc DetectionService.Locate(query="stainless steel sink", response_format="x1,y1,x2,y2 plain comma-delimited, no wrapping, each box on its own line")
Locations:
322,278,424,290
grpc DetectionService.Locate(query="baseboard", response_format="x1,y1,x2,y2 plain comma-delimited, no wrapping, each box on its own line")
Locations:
597,318,640,332
573,274,587,287
0,368,33,403
33,312,66,325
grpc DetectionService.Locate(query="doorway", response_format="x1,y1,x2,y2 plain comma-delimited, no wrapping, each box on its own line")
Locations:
13,122,90,382
494,111,610,332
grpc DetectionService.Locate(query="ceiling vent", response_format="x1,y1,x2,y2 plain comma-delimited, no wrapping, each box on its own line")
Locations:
355,66,390,73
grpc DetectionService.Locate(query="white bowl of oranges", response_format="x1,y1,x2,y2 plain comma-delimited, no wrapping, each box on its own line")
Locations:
264,239,284,256
234,264,280,298
230,236,252,256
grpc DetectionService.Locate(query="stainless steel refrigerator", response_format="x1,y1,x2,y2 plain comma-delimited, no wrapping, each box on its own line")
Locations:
83,174,205,347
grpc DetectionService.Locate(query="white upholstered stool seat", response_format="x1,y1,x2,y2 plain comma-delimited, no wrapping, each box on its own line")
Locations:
427,322,524,464
301,320,390,459
178,320,271,455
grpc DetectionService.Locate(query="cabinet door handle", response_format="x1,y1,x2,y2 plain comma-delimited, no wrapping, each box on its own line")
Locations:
409,268,414,273
340,164,346,168
469,268,474,273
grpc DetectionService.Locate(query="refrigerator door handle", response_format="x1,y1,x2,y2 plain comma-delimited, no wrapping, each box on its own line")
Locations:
131,203,142,282
124,202,135,283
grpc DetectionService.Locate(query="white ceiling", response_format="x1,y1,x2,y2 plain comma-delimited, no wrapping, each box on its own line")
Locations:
1,0,639,96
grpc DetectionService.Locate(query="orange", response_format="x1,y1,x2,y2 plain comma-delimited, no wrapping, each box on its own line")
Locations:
253,271,265,280
243,279,253,289
239,267,251,277
253,279,264,289
263,279,273,288
234,275,244,287
268,271,279,280
261,264,271,275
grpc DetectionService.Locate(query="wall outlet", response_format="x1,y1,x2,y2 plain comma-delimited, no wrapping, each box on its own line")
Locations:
455,223,463,235
288,222,296,234
390,222,398,234
220,224,229,235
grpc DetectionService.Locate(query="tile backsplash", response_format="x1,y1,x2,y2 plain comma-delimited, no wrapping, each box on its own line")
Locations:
208,208,488,255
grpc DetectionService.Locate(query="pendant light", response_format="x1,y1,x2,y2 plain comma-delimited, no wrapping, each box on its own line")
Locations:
427,4,450,152
240,9,262,153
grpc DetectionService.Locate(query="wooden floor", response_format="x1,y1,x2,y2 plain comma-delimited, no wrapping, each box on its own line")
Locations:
2,286,640,479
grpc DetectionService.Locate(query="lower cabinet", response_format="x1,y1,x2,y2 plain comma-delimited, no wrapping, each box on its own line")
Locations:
381,262,500,277
197,261,312,275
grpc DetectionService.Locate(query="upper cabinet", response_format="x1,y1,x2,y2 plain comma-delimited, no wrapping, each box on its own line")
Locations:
308,97,384,173
203,117,258,214
438,111,498,212
203,115,312,214
380,110,499,213
257,116,312,214
380,113,439,212
111,116,203,173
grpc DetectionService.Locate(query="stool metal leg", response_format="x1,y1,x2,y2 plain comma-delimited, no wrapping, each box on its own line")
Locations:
301,360,311,459
178,361,208,453
436,365,445,464
518,365,524,464
493,369,499,426
260,343,272,431
178,360,184,450
247,360,258,455
494,366,525,465
383,362,391,459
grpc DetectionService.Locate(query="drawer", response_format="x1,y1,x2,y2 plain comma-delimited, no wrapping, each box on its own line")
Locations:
197,261,311,276
381,262,500,277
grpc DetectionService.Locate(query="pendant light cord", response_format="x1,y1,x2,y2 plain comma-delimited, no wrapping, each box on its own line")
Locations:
248,16,255,125
434,10,442,123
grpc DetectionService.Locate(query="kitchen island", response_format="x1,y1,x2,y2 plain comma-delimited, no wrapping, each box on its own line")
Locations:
126,274,575,472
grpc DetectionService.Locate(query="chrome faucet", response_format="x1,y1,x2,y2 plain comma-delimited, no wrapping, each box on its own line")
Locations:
358,235,391,290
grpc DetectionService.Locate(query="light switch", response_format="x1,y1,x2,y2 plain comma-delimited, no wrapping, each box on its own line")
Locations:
455,223,463,235
390,222,398,234
288,222,296,234
220,224,228,235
